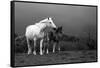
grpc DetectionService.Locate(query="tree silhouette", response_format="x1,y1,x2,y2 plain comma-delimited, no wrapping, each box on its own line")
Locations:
82,24,97,50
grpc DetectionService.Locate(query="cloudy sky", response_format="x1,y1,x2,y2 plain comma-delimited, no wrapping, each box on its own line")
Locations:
14,2,97,37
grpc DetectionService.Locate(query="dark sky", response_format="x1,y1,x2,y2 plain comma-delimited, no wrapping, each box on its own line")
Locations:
15,2,97,37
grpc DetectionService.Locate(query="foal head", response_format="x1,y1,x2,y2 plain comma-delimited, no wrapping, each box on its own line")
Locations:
48,26,63,42
53,26,63,34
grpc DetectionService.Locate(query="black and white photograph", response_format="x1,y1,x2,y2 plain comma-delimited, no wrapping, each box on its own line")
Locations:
11,1,97,67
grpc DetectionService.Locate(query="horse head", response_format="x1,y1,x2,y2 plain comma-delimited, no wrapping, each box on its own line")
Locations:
53,26,63,33
39,17,57,29
51,26,63,40
47,17,57,28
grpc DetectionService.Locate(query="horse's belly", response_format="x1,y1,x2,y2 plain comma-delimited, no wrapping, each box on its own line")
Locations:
25,25,46,39
25,25,40,38
36,32,44,38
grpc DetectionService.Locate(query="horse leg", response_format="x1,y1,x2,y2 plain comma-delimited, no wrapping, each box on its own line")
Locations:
42,41,45,54
40,39,43,55
58,46,60,52
43,42,49,54
57,42,60,52
46,43,49,54
33,38,36,55
46,48,49,54
26,38,32,55
53,43,56,53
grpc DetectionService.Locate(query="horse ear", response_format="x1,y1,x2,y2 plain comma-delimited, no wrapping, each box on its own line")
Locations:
59,26,62,30
48,17,49,20
47,17,52,19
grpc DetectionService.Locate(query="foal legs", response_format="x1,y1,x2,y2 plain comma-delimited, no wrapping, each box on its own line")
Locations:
53,43,56,53
46,43,49,54
58,46,60,52
46,44,49,54
57,43,61,52
43,42,49,54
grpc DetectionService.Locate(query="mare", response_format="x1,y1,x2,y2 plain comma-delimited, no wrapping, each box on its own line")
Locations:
25,17,57,55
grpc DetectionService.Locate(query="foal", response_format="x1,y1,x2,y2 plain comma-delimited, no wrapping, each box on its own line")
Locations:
43,26,63,54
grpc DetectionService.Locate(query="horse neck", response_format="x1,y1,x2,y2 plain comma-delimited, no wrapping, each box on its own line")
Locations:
36,23,47,31
36,23,47,32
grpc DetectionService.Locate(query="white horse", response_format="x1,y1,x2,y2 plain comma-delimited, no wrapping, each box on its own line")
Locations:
25,17,57,55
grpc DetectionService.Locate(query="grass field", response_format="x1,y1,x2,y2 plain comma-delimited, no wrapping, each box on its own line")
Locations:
15,50,97,67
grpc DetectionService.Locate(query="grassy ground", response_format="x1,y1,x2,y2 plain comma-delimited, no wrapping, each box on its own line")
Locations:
15,50,97,67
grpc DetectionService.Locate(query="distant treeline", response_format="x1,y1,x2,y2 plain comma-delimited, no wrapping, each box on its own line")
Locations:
14,33,97,53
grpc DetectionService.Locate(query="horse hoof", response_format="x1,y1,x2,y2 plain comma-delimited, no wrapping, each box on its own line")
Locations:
33,54,36,55
40,53,43,55
46,53,48,54
28,52,31,55
33,52,36,55
40,54,43,55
